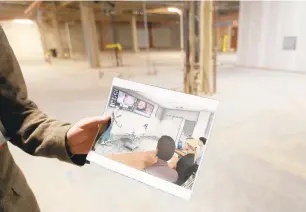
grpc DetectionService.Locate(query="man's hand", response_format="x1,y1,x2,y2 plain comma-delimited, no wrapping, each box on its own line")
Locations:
66,116,110,155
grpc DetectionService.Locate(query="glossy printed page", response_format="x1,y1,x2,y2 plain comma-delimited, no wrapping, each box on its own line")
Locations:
87,77,219,200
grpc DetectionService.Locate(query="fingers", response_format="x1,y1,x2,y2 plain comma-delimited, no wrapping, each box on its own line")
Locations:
80,116,111,128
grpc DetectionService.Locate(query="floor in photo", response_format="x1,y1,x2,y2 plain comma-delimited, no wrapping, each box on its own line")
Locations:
95,137,158,156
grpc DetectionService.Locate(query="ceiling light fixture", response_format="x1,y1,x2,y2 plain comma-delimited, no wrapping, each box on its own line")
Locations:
13,19,34,24
167,7,182,15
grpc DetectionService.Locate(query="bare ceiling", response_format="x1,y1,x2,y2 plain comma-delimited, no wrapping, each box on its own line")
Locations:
0,1,239,23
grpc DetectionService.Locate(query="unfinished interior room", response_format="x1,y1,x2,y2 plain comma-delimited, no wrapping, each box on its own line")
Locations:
0,1,306,212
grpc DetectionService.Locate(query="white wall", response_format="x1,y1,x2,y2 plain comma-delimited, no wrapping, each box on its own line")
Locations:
158,109,200,144
1,21,44,62
237,1,306,72
192,111,211,139
163,109,200,121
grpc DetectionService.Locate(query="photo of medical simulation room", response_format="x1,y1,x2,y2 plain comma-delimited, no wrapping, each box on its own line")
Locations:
92,86,214,189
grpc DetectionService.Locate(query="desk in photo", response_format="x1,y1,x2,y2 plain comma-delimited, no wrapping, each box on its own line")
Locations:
175,149,187,157
107,151,180,170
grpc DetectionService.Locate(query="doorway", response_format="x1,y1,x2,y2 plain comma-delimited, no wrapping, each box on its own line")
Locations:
178,120,197,145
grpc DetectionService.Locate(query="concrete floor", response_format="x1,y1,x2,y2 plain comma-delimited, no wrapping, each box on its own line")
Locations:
8,51,306,212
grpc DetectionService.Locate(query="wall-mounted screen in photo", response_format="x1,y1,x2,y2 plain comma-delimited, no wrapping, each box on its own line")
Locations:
109,88,136,111
133,99,154,117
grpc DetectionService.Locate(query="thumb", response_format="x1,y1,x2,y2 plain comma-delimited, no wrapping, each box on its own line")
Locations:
80,116,111,128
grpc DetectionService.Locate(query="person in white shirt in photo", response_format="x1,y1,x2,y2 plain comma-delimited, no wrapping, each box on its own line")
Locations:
195,137,207,165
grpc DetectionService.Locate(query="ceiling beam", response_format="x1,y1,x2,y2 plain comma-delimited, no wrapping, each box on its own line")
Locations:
57,1,74,10
24,1,42,15
215,12,238,22
55,13,179,23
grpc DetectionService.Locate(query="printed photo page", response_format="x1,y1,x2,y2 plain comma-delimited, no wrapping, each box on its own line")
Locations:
87,77,219,200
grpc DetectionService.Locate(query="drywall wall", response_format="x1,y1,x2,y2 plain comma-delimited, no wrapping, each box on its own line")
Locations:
237,1,306,72
1,20,44,62
192,111,211,139
163,109,200,122
156,108,200,143
159,115,183,143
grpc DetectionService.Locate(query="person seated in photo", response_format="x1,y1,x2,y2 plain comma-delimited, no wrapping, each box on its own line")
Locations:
142,135,178,183
174,138,199,185
98,106,123,145
179,164,199,189
195,137,207,165
169,137,199,169
184,138,199,155
175,155,199,186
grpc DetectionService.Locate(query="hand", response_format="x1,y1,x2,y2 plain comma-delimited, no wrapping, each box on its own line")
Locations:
66,116,110,154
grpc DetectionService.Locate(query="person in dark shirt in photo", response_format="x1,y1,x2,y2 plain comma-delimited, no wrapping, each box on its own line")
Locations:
142,135,178,183
175,137,207,186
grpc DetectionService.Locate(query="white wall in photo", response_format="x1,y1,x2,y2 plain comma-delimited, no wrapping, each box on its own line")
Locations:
158,115,183,142
163,109,200,121
1,20,44,62
157,108,200,144
192,111,212,139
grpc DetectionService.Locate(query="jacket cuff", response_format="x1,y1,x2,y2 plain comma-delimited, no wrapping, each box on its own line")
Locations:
56,124,87,166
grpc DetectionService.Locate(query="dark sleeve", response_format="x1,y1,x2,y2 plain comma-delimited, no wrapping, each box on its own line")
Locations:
0,25,86,166
175,154,195,185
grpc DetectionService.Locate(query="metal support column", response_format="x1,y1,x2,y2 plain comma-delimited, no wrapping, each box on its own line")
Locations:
183,2,192,94
36,9,51,63
80,1,100,68
131,15,139,52
51,12,64,58
65,23,73,59
199,0,214,94
143,2,154,75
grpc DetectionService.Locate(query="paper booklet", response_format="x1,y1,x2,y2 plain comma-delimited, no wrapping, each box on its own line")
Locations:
86,77,219,200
